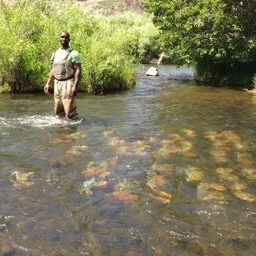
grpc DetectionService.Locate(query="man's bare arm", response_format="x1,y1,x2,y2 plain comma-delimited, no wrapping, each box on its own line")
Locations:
44,70,55,95
71,63,81,97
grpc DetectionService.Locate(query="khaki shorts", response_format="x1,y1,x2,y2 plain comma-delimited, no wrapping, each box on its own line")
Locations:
54,78,79,120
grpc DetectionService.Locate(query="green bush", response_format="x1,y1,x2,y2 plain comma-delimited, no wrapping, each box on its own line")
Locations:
0,0,158,94
195,58,256,87
0,0,54,92
144,0,256,88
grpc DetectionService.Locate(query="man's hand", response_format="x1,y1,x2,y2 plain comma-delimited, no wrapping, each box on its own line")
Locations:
44,70,55,95
44,84,53,95
70,85,77,97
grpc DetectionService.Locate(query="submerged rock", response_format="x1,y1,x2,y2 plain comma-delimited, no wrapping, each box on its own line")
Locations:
113,191,139,202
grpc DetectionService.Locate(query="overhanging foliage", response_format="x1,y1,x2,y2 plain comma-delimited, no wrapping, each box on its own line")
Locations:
144,0,256,86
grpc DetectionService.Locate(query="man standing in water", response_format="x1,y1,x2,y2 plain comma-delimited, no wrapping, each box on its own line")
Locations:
44,31,82,121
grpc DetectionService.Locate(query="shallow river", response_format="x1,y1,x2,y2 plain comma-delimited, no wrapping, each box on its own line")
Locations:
0,66,255,255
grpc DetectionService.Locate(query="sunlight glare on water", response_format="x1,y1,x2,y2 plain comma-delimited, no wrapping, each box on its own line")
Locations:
0,115,83,129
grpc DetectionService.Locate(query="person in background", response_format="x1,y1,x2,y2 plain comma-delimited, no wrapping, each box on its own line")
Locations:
44,31,82,120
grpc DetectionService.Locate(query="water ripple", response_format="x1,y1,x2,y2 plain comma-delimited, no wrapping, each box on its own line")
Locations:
0,115,69,128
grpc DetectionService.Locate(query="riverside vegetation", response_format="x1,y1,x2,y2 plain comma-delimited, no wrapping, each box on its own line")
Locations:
144,0,256,88
0,0,159,93
1,0,256,94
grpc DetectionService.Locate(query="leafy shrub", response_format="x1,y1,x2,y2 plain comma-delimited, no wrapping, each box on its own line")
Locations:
144,0,256,87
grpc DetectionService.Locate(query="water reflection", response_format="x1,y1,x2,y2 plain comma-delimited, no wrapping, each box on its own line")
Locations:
0,66,256,255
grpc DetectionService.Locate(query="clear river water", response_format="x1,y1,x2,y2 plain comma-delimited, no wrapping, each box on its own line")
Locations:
0,65,255,255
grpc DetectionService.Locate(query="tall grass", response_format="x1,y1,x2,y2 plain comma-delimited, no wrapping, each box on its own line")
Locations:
0,0,158,94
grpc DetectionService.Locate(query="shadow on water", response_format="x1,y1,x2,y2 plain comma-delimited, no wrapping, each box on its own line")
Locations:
0,65,256,255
